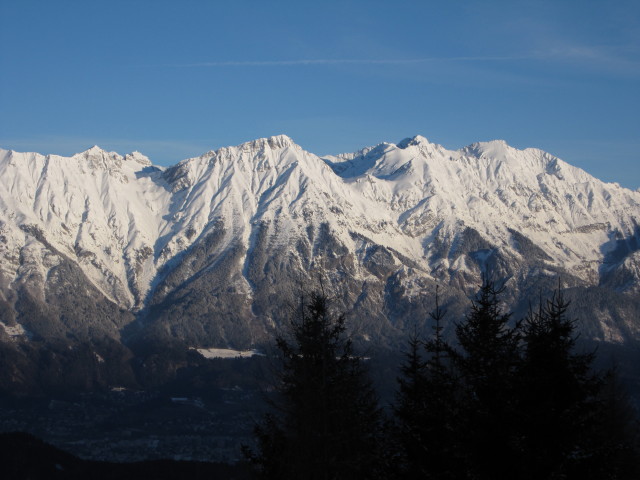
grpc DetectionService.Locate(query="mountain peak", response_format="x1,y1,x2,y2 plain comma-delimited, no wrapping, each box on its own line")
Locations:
124,151,152,166
470,139,509,149
240,134,296,151
74,145,124,160
81,145,108,155
461,139,514,158
396,135,431,149
72,146,128,174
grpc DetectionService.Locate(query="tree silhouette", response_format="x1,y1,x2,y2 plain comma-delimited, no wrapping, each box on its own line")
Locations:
246,291,384,479
394,324,429,477
518,287,640,479
396,287,463,479
451,278,522,479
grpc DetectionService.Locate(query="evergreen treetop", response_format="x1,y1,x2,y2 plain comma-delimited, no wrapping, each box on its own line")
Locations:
246,291,384,480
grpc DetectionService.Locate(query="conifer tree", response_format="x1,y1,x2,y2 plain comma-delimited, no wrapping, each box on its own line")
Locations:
394,325,428,474
394,321,431,478
518,287,629,479
394,288,462,479
452,278,522,479
246,291,384,480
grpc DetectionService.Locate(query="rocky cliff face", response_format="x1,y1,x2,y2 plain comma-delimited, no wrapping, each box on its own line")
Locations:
1,135,639,364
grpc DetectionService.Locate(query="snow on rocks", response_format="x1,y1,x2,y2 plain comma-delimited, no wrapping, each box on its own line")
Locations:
0,134,639,314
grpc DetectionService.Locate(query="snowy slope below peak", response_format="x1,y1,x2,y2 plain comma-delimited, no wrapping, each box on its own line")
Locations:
0,146,171,309
325,136,640,277
0,135,639,329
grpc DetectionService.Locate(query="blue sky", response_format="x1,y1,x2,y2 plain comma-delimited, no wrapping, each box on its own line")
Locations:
1,0,639,188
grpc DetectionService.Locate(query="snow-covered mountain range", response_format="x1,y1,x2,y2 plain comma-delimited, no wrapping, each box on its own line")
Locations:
1,135,639,355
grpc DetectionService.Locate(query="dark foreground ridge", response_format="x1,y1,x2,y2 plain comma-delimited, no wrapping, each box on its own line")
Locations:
0,432,252,480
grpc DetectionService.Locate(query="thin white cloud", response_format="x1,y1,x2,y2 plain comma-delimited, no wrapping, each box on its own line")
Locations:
155,51,638,87
161,47,639,77
166,56,529,68
533,44,640,77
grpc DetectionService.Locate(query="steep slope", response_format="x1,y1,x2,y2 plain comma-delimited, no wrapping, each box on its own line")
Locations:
142,135,422,347
325,136,640,341
0,135,639,357
327,135,639,278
